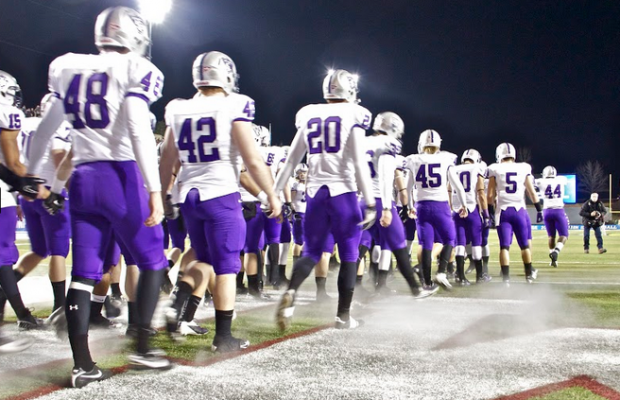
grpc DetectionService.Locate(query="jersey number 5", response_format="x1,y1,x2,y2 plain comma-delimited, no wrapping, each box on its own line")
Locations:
64,73,110,129
178,117,219,163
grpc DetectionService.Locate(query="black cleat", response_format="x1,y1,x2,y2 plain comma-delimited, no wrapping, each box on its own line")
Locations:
211,335,249,353
90,314,116,330
71,364,112,388
549,251,558,268
18,314,46,331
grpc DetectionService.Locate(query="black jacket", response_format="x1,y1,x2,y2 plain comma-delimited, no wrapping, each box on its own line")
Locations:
580,200,607,227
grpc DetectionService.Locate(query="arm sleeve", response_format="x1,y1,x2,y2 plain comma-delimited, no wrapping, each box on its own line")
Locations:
27,97,65,175
447,164,467,208
125,96,161,192
274,128,306,193
378,154,396,208
349,126,375,206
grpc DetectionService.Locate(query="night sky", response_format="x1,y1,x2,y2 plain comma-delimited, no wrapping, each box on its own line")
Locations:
1,0,618,187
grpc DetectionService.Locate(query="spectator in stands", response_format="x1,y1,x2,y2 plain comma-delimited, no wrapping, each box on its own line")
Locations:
580,193,607,254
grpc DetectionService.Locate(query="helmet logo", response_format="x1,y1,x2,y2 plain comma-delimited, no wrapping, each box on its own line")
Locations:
218,57,234,72
129,15,146,35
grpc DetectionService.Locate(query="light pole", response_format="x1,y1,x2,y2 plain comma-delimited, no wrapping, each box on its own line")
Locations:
137,0,173,59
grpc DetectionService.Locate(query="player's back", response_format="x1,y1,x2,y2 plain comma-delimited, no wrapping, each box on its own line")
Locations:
451,163,485,212
165,93,253,202
406,151,457,202
291,180,307,213
49,51,163,166
536,176,567,209
296,102,371,196
487,162,532,210
365,135,401,199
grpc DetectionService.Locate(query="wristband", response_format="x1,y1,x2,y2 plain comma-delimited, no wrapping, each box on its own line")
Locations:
257,191,269,205
51,178,67,194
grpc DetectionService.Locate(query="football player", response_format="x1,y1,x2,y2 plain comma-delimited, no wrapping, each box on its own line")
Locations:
0,70,38,352
366,112,436,298
291,163,308,261
487,143,542,284
275,69,376,330
405,129,467,290
160,51,281,351
535,166,569,267
10,94,72,314
27,7,170,386
448,149,492,284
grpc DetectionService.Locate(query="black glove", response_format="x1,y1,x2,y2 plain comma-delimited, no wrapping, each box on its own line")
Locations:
536,211,543,223
242,201,257,221
399,205,409,223
43,192,65,216
293,212,302,222
0,164,45,200
283,202,293,219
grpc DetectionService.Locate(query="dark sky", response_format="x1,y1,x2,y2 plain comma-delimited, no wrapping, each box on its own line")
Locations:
1,0,619,186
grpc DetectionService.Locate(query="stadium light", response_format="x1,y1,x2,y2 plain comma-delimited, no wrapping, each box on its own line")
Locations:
137,0,172,24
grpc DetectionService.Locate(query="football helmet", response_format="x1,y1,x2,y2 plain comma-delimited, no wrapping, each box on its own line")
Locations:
461,149,481,164
322,69,359,103
252,124,269,146
95,7,150,57
0,71,22,108
294,163,308,177
373,112,404,140
542,165,557,179
495,143,516,162
417,129,441,154
192,51,239,94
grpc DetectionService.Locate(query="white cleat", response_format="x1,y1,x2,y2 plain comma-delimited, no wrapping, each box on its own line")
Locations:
335,316,363,330
276,290,295,331
179,320,209,336
128,349,172,370
434,273,452,291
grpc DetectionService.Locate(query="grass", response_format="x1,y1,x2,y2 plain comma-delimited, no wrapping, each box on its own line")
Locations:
3,230,620,399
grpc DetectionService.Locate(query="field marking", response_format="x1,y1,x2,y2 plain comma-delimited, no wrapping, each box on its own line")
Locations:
494,375,620,400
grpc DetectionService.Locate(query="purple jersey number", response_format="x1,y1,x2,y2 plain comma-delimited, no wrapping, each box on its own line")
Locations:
307,116,341,154
460,171,471,192
415,163,441,188
8,114,21,130
366,150,376,178
178,117,220,163
545,184,561,199
63,73,110,129
505,172,518,194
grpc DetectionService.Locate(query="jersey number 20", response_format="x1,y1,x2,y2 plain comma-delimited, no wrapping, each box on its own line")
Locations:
307,116,341,154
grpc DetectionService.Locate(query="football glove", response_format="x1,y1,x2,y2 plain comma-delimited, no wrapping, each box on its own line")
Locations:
293,212,302,222
282,202,293,219
399,205,409,223
43,192,65,216
536,211,543,224
482,209,491,228
164,194,180,220
0,164,45,200
360,205,377,230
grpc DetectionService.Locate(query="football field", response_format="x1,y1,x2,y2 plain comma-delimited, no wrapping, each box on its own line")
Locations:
2,229,620,400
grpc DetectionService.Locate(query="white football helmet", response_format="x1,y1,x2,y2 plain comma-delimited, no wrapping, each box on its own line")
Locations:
294,163,308,177
322,69,359,103
495,142,516,162
373,112,404,140
461,149,481,164
260,126,271,147
417,129,441,154
192,51,239,94
0,71,22,108
542,165,557,179
95,7,150,57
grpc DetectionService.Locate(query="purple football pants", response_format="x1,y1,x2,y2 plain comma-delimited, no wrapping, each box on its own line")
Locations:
20,189,70,258
416,201,456,250
0,206,18,265
497,207,530,249
544,208,569,238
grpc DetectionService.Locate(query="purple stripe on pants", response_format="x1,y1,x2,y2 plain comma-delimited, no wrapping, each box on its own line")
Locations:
0,206,18,265
181,189,245,275
543,208,569,238
453,205,483,247
497,207,530,249
69,161,166,282
416,201,455,250
303,186,362,263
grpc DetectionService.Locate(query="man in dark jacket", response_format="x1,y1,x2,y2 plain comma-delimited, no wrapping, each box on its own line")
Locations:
580,193,607,254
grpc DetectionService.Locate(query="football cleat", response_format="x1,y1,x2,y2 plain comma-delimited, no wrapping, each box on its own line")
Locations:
164,303,180,334
476,274,492,284
90,314,117,330
456,278,471,287
411,285,439,299
179,320,209,336
599,248,607,254
18,314,46,331
211,335,249,353
104,295,123,319
0,333,33,354
128,349,172,370
531,268,538,280
276,289,295,331
526,276,534,284
335,316,363,330
549,251,558,268
584,249,589,254
434,273,452,291
71,364,112,388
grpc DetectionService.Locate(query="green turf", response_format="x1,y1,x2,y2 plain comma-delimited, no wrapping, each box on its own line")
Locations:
527,387,608,400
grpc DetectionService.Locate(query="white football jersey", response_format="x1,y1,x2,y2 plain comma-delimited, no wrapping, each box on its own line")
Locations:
405,151,458,202
295,102,371,197
0,104,24,208
365,135,401,200
394,154,407,206
20,117,72,185
451,163,486,213
165,92,255,203
535,176,567,209
487,162,532,211
291,180,307,213
48,51,163,166
261,146,285,180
